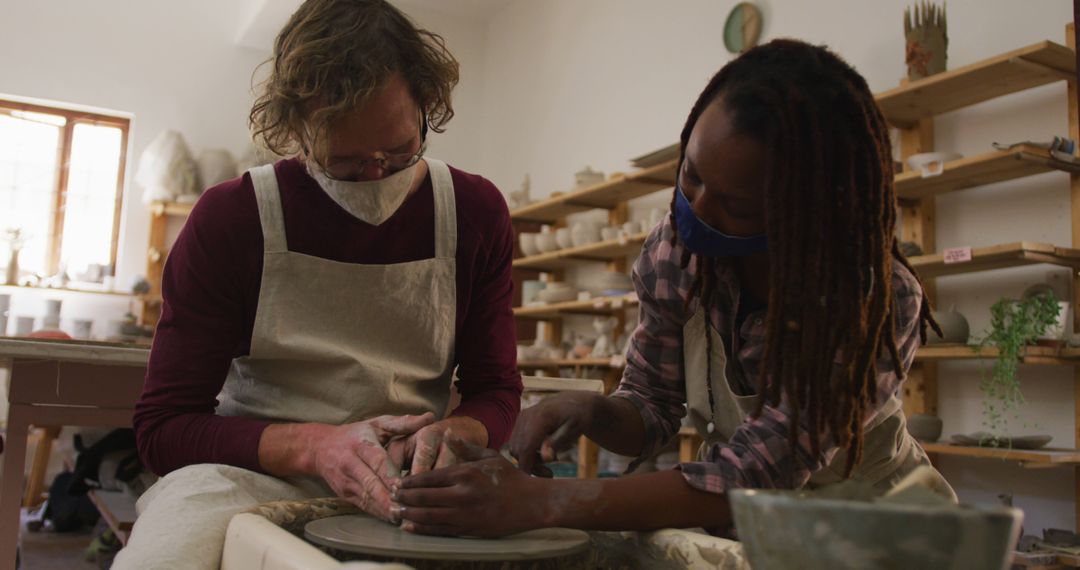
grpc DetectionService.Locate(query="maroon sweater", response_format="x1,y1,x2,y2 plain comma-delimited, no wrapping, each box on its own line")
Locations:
134,158,522,476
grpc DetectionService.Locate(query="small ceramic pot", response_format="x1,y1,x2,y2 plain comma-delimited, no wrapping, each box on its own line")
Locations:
622,221,643,236
14,316,34,336
574,166,604,189
927,305,969,345
519,233,539,257
601,227,620,241
555,228,573,249
536,232,559,253
906,414,943,442
521,280,545,305
570,222,602,247
72,319,93,340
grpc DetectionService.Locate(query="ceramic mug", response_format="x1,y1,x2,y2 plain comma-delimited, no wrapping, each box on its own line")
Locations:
14,316,34,336
44,299,62,319
72,319,93,340
555,228,573,249
536,232,559,253
521,280,546,305
519,233,540,257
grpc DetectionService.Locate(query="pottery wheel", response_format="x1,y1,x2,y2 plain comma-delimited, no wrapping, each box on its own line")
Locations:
304,515,590,561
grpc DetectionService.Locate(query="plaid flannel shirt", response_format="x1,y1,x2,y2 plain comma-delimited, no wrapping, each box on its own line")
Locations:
611,217,923,496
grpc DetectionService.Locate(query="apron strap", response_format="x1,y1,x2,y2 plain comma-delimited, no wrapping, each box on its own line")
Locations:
248,164,288,254
425,158,457,259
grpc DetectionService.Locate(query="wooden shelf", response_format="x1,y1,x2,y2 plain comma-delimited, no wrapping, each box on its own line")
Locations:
150,201,195,218
510,160,677,223
514,294,639,320
917,344,1080,365
522,376,605,393
0,284,133,298
921,443,1080,467
518,357,625,369
909,242,1080,278
895,145,1080,201
512,233,648,271
876,41,1076,128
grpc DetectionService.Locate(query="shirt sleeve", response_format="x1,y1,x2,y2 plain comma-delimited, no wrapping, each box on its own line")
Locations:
448,175,523,449
133,178,271,476
677,264,924,494
610,221,691,465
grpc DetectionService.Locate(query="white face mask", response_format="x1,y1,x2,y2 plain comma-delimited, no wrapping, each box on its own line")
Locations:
306,160,422,226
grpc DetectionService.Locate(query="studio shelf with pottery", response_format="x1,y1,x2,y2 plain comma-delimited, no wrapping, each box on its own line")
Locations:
920,443,1080,468
513,294,639,320
512,232,650,271
144,200,197,328
895,145,1080,201
888,21,1080,530
874,40,1076,128
509,160,677,224
908,242,1080,278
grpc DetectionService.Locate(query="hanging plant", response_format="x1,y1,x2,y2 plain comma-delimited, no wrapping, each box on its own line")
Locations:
975,291,1060,441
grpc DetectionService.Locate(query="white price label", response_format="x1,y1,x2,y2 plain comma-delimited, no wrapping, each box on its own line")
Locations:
943,247,973,264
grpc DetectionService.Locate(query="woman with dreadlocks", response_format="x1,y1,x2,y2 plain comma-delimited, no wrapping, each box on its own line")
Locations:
391,39,955,538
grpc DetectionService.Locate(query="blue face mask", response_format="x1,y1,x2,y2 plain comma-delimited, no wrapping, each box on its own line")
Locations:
674,184,767,257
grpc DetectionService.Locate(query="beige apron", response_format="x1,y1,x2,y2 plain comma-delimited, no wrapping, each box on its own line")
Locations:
115,159,459,570
683,307,955,495
218,158,457,424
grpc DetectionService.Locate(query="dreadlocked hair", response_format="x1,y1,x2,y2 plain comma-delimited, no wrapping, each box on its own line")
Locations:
669,39,940,477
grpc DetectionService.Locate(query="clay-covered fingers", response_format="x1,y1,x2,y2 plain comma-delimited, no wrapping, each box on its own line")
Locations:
408,427,444,475
370,412,437,440
509,409,566,474
340,466,396,522
443,432,498,463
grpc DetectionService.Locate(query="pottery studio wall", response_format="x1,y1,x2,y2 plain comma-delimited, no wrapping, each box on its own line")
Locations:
467,0,1077,531
0,0,490,334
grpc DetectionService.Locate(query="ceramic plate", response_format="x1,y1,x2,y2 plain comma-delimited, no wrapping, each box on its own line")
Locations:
304,515,590,561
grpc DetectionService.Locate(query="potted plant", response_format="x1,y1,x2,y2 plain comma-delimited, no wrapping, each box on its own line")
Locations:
974,291,1061,442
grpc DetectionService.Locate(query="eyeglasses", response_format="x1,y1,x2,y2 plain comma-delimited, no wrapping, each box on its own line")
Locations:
321,113,429,181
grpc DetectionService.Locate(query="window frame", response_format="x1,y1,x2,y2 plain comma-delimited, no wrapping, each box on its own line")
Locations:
0,98,130,276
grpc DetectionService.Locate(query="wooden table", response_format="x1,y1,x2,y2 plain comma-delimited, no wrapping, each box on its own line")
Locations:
0,338,147,570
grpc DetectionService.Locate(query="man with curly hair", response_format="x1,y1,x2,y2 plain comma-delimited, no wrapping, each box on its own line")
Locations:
114,1,522,567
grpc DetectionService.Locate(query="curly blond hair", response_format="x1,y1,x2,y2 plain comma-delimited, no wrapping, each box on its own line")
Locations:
249,0,459,161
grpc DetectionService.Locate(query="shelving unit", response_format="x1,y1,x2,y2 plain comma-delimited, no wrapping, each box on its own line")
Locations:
894,145,1080,201
510,160,677,223
142,201,195,327
910,242,1080,278
513,294,639,320
511,233,650,271
888,24,1080,530
0,284,133,298
920,444,1080,468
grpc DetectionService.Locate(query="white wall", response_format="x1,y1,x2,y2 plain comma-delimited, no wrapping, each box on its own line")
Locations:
0,0,489,336
473,0,1078,532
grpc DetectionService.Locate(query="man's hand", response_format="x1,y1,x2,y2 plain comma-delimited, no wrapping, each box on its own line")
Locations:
310,413,435,522
386,416,489,475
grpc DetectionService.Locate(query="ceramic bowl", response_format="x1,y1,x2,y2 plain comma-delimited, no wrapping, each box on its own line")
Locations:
596,271,634,293
600,227,620,241
537,284,578,304
731,489,1021,570
555,228,573,249
536,232,559,254
574,167,605,189
906,414,943,442
518,233,540,256
570,222,602,247
906,152,962,174
927,306,969,345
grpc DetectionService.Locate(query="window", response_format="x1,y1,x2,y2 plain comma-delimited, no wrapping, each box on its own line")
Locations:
0,99,129,281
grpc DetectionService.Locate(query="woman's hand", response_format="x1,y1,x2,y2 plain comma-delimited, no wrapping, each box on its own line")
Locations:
508,392,603,474
311,412,435,522
393,436,551,537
